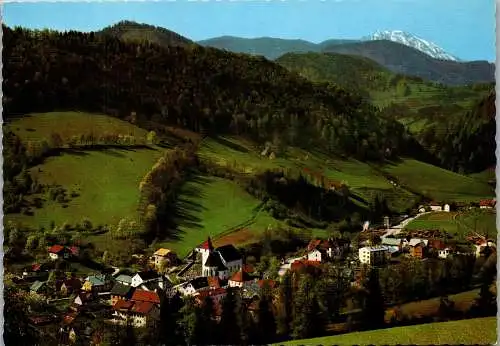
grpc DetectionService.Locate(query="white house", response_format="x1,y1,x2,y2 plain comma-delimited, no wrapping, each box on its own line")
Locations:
131,271,165,289
176,277,211,296
443,204,450,212
358,246,390,266
429,204,443,212
307,249,323,262
438,248,452,259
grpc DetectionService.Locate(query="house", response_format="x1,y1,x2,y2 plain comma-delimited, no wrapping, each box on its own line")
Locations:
480,199,496,209
429,203,443,212
443,204,450,212
306,238,350,260
195,287,227,306
438,248,452,259
68,246,80,258
74,292,93,307
381,237,404,251
428,239,447,251
410,243,425,259
48,245,69,260
358,246,390,265
30,280,48,294
228,268,254,288
306,249,324,262
408,238,429,247
207,276,222,289
110,283,136,306
177,277,211,296
290,259,322,273
152,248,178,270
112,299,160,328
61,278,82,296
115,274,133,286
83,273,113,293
197,238,243,278
131,271,166,289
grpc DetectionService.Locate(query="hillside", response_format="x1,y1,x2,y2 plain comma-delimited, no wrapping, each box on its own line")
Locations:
198,36,360,60
276,52,494,173
321,40,495,86
97,20,193,47
3,25,415,163
276,317,497,346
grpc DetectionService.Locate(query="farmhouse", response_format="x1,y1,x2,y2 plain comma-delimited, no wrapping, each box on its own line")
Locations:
112,299,160,328
151,248,178,269
358,246,390,266
480,199,496,209
306,238,350,261
48,245,70,260
228,268,254,288
110,283,136,306
115,274,133,286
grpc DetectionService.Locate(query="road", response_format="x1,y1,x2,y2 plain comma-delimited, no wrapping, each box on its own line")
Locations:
381,211,432,238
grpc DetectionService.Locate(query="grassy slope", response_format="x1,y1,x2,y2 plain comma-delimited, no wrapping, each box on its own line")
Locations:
155,175,279,257
7,147,164,229
405,210,497,239
278,317,497,346
5,112,163,229
381,159,494,202
6,111,149,144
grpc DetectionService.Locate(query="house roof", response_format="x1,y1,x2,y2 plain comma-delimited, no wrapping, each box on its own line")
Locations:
207,276,221,289
113,299,135,311
48,245,65,254
111,283,135,297
428,239,447,250
32,263,41,272
408,239,428,247
204,252,227,270
131,301,155,315
154,248,172,257
116,274,133,284
229,269,252,283
216,244,242,262
291,260,321,272
189,277,210,290
86,275,105,286
242,264,255,273
381,238,402,246
30,280,45,292
131,289,160,304
196,287,227,300
136,271,161,281
199,237,214,251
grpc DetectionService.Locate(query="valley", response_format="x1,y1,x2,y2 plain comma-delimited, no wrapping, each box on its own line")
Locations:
2,9,496,346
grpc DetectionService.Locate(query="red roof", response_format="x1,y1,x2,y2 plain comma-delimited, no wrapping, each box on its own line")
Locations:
199,237,214,251
113,299,135,311
242,264,255,273
291,260,321,272
68,246,80,255
229,269,252,283
32,263,41,272
207,276,221,289
48,245,65,254
131,301,155,315
196,287,226,300
131,290,160,304
257,279,277,289
480,199,496,206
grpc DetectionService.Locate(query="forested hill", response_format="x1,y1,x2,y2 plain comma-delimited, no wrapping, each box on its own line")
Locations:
431,91,496,173
3,25,421,162
97,20,193,47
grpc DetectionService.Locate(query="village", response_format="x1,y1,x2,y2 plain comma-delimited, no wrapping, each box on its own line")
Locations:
6,198,497,344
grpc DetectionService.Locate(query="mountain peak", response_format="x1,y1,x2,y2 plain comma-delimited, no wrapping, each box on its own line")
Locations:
366,30,460,62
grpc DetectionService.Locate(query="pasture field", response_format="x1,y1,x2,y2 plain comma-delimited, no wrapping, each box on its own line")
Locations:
381,159,494,202
277,317,496,346
405,210,497,239
6,147,164,229
155,175,280,257
6,111,149,144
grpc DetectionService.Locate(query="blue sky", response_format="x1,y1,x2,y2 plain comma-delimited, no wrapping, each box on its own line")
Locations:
3,0,496,61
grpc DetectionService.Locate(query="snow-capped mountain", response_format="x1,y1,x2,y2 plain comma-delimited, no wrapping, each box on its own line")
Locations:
365,30,460,61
